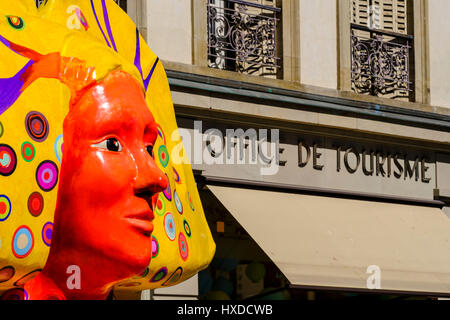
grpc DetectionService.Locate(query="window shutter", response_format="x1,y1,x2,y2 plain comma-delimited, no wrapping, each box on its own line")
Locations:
394,0,407,34
351,0,408,35
351,0,370,27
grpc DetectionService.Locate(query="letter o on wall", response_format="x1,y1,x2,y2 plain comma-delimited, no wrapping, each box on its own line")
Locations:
344,147,360,174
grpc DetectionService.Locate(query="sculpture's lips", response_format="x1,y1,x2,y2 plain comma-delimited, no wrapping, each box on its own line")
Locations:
124,211,154,236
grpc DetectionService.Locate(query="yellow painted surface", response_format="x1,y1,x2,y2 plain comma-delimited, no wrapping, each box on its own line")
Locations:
0,0,215,293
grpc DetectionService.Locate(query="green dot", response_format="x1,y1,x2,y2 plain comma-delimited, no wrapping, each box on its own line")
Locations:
21,141,35,162
6,16,25,30
158,145,169,167
170,274,180,283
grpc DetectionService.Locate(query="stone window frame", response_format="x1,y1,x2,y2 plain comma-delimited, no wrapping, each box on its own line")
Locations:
337,0,430,104
192,0,300,82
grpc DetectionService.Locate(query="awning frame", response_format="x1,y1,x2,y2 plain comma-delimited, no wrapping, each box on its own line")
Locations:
196,172,445,208
205,178,450,297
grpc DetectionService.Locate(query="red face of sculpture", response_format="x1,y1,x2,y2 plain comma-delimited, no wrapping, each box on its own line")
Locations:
52,70,168,279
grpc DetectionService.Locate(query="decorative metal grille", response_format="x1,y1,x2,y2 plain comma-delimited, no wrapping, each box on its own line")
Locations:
350,0,413,100
208,0,281,77
351,24,412,99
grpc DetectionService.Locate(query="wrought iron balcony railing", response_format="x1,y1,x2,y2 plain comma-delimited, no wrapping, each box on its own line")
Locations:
350,23,413,100
208,0,281,77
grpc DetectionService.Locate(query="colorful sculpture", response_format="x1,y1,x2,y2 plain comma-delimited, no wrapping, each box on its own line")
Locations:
0,0,215,300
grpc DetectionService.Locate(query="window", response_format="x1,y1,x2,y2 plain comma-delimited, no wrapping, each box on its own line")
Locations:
207,0,282,78
114,0,127,12
350,0,414,101
198,188,290,300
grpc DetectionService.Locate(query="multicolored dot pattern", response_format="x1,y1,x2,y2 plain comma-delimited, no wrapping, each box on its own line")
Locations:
1,98,202,295
0,104,62,293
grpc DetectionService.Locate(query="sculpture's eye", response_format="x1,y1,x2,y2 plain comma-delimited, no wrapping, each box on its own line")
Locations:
92,138,122,152
146,145,154,158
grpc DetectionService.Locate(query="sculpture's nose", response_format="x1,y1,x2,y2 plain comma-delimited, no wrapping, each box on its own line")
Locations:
133,146,168,196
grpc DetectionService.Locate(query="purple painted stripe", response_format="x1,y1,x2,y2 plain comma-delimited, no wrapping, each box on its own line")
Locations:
134,28,143,80
143,58,159,91
0,34,10,50
90,0,111,48
0,60,35,115
102,0,117,52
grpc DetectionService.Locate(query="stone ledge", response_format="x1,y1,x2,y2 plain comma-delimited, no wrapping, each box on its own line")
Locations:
162,60,450,117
